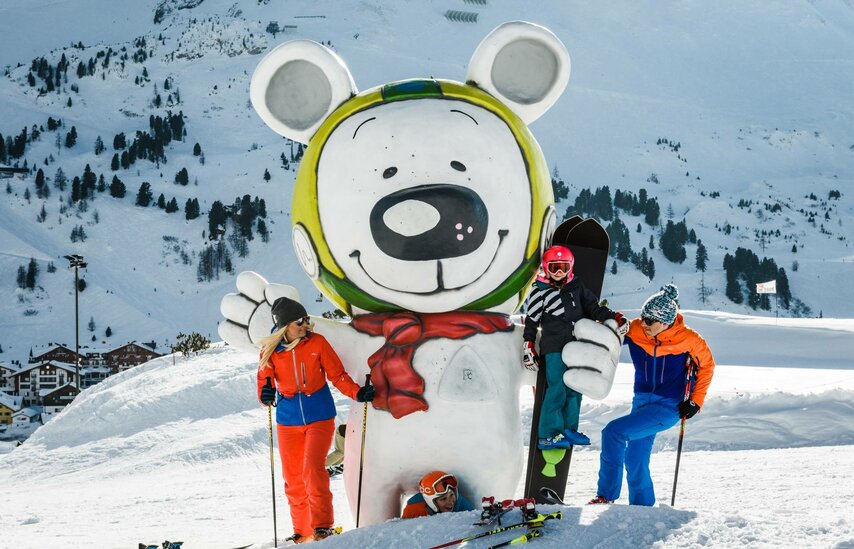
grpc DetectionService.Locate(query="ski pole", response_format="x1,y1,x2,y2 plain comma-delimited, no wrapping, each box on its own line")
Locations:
355,373,371,527
671,358,696,507
265,377,278,548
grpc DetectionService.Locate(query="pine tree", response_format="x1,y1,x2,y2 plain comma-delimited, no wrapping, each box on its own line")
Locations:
88,316,96,332
26,258,38,289
165,197,178,213
258,218,269,242
17,265,27,289
208,200,227,240
263,168,271,182
105,326,112,337
54,167,67,191
109,175,126,198
695,240,708,272
193,142,201,156
175,167,189,186
157,193,166,209
71,176,81,202
136,182,153,207
65,126,77,147
94,136,105,155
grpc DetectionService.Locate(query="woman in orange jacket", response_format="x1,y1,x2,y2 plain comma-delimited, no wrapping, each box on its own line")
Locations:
257,297,374,544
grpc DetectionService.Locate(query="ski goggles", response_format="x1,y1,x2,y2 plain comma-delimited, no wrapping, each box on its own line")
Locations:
420,474,458,497
546,261,572,275
294,316,311,326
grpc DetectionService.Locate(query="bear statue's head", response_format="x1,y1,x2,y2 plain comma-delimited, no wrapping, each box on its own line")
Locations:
250,22,569,315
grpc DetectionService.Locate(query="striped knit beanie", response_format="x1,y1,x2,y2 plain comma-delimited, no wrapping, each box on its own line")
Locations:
641,284,679,325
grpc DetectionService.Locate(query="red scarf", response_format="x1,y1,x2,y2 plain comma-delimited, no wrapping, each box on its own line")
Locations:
351,311,514,419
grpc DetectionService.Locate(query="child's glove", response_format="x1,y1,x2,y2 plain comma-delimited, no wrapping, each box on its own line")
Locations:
613,313,629,340
522,341,539,372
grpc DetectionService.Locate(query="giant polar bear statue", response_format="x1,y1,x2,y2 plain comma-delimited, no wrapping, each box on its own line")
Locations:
219,21,572,525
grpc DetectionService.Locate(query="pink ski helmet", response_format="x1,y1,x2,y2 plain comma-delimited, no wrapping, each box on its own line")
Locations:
541,245,574,280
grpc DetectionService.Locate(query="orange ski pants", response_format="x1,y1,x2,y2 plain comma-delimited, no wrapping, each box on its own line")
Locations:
276,418,336,536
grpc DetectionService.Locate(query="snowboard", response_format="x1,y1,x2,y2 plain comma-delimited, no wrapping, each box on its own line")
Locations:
523,215,610,504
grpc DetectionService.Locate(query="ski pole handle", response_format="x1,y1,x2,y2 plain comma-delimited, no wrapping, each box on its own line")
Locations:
364,373,372,387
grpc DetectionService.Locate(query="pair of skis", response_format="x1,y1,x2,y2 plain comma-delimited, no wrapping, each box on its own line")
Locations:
429,510,562,549
139,543,182,549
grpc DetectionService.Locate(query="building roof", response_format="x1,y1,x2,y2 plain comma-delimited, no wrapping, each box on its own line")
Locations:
14,361,79,377
107,341,160,354
30,343,76,355
13,406,42,418
40,383,78,398
0,391,24,411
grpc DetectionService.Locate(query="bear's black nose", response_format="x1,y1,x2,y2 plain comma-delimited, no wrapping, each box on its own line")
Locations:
369,184,488,261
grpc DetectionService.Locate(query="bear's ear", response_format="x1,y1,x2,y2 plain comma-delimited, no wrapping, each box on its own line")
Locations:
467,21,570,124
250,40,357,144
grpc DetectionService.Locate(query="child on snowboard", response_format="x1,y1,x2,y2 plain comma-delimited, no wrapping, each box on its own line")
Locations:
522,245,625,450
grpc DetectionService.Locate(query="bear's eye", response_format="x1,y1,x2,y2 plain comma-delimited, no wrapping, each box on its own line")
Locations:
383,167,398,179
450,161,466,172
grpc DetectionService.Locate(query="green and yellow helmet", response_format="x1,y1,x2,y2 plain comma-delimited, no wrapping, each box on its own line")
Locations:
290,79,555,315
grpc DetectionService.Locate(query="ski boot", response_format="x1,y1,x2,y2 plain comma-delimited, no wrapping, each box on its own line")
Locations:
587,495,614,505
284,532,312,544
537,433,570,450
563,429,591,446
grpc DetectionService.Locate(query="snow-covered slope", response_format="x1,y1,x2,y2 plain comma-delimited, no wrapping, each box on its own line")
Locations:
1,314,853,547
1,0,852,366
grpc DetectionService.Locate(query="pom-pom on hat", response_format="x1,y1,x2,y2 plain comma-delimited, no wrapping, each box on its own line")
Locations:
271,296,308,329
641,284,680,325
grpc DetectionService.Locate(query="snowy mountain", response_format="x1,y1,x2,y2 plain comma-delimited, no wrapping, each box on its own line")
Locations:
1,313,853,547
1,0,853,366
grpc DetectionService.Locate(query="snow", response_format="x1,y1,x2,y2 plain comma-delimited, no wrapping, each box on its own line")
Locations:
2,314,853,547
1,0,853,546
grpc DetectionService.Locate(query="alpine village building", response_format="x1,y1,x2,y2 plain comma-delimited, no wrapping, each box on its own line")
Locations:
0,342,161,426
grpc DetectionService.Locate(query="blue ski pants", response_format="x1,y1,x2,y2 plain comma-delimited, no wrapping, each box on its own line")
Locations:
597,392,680,506
538,352,582,439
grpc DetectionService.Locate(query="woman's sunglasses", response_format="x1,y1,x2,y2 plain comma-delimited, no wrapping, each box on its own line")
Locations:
294,316,310,326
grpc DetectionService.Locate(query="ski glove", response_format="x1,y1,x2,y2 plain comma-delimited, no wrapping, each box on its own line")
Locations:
613,313,629,338
678,399,700,419
356,384,375,403
522,341,539,372
260,385,277,406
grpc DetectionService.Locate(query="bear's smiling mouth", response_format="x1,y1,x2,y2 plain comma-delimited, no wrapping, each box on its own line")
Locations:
349,229,509,295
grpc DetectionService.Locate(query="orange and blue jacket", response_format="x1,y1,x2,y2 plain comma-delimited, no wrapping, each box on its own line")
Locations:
625,314,715,407
257,332,360,426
